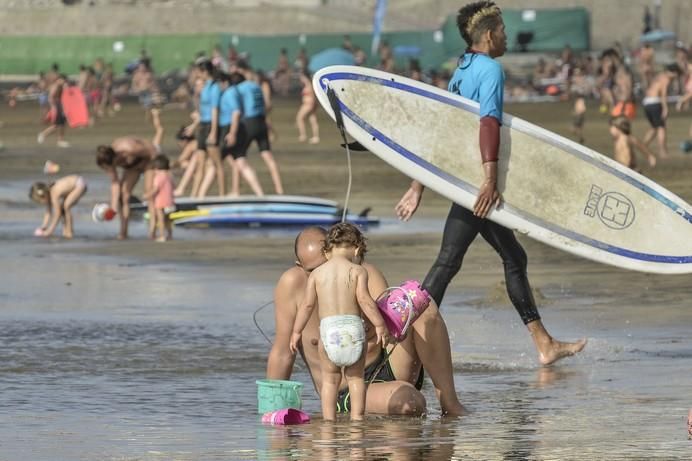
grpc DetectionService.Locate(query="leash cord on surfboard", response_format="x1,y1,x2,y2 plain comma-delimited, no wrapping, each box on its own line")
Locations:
342,137,353,223
326,84,352,223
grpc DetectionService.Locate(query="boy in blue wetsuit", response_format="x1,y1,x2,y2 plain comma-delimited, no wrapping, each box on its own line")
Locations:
236,62,284,195
395,1,586,365
217,72,263,196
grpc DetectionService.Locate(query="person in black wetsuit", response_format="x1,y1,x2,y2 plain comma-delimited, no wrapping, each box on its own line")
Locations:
395,1,587,366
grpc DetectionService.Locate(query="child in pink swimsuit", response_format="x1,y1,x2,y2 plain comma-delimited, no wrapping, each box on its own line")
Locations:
145,154,175,241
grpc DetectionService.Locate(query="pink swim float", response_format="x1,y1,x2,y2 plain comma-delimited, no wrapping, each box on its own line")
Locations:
376,280,431,341
261,408,310,425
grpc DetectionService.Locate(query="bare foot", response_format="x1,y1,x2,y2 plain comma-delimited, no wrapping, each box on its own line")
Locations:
441,401,466,417
298,135,307,142
62,231,73,239
174,189,183,197
308,136,320,144
116,233,127,240
538,338,587,366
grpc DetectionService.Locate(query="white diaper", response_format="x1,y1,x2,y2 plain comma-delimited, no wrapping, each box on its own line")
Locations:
319,314,365,367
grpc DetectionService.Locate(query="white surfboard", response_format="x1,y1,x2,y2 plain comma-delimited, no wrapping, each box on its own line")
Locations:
313,66,692,274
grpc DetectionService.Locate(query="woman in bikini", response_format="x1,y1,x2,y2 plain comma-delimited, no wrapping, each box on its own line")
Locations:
295,70,320,144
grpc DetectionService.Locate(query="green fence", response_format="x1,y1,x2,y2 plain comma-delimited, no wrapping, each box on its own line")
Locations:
0,34,218,75
0,8,589,76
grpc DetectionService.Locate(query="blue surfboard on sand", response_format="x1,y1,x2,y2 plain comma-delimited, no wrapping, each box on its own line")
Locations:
174,212,379,228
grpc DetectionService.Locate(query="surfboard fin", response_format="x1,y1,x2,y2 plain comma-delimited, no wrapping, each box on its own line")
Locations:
340,141,368,152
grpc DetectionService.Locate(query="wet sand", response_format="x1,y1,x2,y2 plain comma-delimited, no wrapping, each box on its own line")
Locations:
1,97,691,459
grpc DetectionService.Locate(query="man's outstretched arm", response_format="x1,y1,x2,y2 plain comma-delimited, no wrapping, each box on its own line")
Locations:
266,270,300,380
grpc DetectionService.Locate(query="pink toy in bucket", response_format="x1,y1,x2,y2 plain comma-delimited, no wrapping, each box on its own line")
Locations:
261,408,310,425
376,280,431,341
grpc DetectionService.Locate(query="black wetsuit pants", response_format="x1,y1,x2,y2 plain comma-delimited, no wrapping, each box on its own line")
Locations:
422,203,541,325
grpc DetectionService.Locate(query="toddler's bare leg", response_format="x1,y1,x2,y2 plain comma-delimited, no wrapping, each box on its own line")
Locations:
344,346,367,421
319,342,342,422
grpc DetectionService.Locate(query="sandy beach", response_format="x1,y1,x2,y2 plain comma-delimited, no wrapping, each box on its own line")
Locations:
1,97,691,459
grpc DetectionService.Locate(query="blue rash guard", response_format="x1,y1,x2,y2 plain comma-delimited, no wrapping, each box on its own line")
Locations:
447,52,504,122
199,80,221,123
235,80,265,118
218,86,242,127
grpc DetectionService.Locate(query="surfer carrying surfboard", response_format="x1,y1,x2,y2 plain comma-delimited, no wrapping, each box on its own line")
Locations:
395,1,586,366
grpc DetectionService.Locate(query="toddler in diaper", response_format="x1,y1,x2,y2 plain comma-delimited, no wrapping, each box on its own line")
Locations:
290,223,389,421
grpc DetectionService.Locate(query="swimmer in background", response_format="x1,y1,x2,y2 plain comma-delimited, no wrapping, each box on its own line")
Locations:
29,175,87,239
289,223,390,422
609,116,657,172
642,64,683,159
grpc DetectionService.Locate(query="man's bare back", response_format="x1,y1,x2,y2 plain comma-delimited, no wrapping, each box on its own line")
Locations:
111,137,157,170
645,73,671,99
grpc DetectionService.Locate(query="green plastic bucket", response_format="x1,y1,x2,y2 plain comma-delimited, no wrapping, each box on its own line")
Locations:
255,379,303,414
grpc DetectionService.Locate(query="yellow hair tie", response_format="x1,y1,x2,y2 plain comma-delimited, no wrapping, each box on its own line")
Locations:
466,5,501,34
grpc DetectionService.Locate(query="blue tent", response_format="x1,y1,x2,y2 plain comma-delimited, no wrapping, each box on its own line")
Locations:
308,48,355,73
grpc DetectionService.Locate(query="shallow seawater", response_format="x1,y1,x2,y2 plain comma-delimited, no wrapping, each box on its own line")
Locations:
1,184,691,460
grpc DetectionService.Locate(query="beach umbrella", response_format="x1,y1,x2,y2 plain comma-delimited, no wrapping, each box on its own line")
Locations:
308,48,355,74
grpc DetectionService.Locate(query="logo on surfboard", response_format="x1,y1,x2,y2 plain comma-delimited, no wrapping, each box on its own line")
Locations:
584,185,635,230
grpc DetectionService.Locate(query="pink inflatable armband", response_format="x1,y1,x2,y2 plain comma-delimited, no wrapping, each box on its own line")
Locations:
261,408,310,425
376,280,431,341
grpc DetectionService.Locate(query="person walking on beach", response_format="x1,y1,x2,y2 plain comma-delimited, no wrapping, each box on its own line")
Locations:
191,60,224,197
268,227,464,416
131,59,165,152
296,70,320,144
642,64,683,159
289,223,390,421
37,74,69,148
96,137,157,239
29,175,87,239
217,72,264,197
236,62,284,195
395,1,586,366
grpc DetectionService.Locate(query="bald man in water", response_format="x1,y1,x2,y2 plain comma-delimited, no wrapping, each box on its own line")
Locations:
267,227,464,416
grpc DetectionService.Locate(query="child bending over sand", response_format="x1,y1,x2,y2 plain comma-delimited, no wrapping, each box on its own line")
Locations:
30,175,87,239
290,223,389,421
